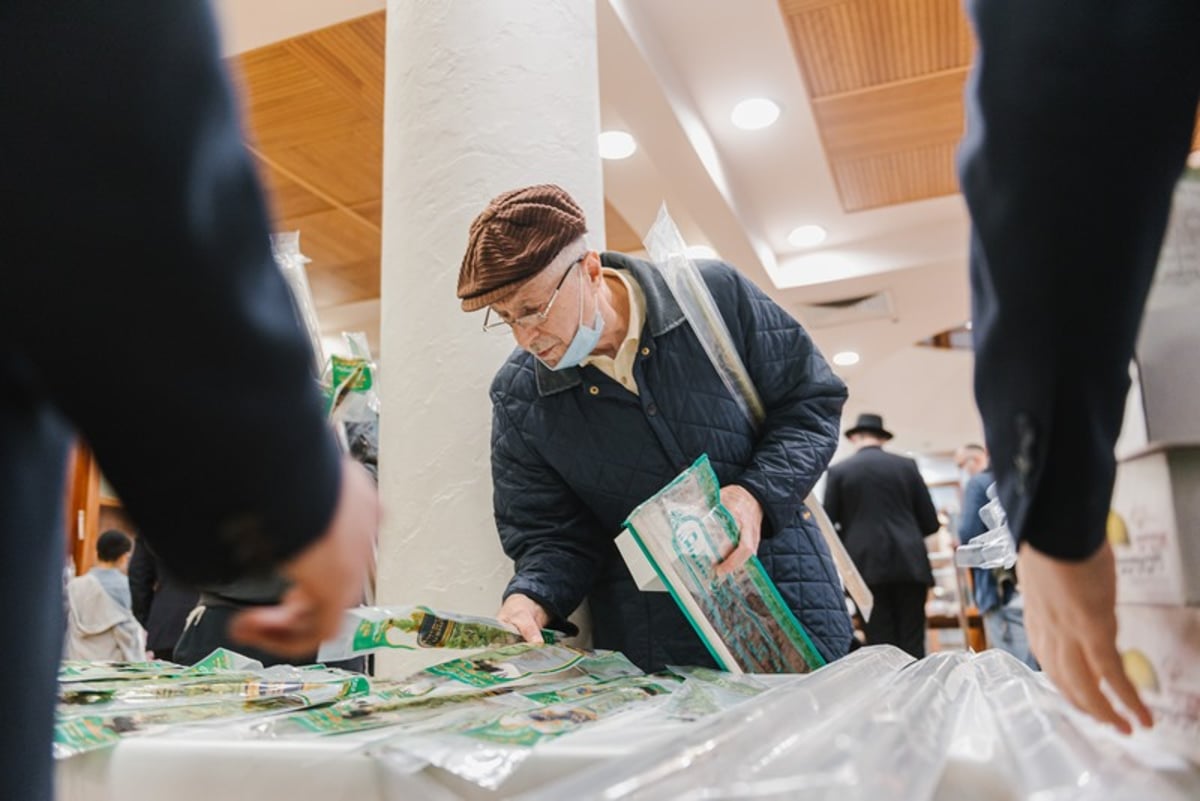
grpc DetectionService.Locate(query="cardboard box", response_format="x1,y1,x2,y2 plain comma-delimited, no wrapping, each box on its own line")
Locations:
1109,445,1200,606
1115,604,1199,764
1115,172,1200,458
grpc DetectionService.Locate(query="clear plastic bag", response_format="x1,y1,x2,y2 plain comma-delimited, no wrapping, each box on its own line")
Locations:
270,231,326,376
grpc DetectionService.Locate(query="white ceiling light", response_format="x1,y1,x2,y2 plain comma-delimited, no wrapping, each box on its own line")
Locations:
832,351,860,367
731,97,780,130
788,224,827,248
686,245,718,259
598,130,636,160
1188,149,1200,169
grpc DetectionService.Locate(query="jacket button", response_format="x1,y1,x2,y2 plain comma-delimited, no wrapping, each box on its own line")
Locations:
640,346,651,357
588,385,600,396
646,402,658,416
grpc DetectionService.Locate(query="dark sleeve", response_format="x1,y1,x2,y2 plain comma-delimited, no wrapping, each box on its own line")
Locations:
128,542,157,629
822,469,844,538
908,461,940,537
1,2,342,584
700,262,848,538
957,475,991,545
491,395,603,630
959,0,1200,559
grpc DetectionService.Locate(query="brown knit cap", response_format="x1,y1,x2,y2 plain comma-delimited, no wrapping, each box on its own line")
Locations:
457,184,588,311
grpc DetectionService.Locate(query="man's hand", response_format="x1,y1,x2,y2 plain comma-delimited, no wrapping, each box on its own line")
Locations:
497,593,551,643
229,458,378,657
1019,540,1153,734
714,485,763,577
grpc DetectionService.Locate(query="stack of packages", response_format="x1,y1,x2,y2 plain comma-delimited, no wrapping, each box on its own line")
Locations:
1109,168,1200,763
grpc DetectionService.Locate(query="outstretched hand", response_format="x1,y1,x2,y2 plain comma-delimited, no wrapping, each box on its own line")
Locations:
1019,540,1153,734
497,593,551,644
229,458,378,657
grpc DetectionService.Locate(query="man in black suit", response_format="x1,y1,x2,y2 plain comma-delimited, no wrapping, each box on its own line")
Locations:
958,0,1197,733
1,4,378,799
823,414,940,658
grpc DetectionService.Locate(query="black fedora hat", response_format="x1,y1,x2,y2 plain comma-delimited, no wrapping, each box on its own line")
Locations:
845,412,893,440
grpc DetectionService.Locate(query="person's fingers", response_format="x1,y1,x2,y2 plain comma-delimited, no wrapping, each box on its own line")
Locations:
1089,642,1154,730
714,542,752,576
513,613,545,644
229,606,321,657
1056,640,1129,734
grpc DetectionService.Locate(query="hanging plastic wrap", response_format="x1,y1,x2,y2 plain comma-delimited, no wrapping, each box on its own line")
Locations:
642,206,873,622
270,231,326,376
955,484,1018,570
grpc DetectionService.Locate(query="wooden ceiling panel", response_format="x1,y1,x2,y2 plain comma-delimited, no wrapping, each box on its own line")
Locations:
280,208,381,268
257,161,333,221
264,124,382,207
814,69,965,163
234,12,386,310
350,200,383,228
833,142,958,212
284,15,387,123
782,0,971,99
780,0,973,210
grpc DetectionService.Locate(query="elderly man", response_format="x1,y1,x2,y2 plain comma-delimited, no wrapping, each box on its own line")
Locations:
456,184,853,672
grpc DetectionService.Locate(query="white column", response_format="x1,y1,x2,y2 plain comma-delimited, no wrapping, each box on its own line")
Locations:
375,0,604,675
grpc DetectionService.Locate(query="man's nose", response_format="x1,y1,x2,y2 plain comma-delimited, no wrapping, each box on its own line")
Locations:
513,324,538,349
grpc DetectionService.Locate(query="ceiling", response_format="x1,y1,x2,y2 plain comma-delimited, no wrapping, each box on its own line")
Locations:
216,0,1199,458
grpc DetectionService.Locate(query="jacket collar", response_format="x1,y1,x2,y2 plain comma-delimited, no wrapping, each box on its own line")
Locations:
534,251,686,397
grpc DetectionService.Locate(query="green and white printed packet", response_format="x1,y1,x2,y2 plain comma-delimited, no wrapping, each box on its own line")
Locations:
317,605,561,661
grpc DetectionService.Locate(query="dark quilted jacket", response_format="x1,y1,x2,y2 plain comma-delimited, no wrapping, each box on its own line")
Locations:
490,253,853,672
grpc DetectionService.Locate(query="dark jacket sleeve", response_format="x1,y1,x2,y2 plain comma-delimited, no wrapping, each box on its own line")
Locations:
908,460,941,537
491,394,605,628
959,0,1199,560
128,541,157,629
1,2,342,584
700,262,848,538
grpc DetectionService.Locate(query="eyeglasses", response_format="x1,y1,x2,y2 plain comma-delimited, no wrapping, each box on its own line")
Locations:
482,258,583,333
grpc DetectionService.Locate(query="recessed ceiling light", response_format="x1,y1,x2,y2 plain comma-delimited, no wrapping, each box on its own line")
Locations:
686,245,717,259
788,224,827,248
731,98,780,130
1188,149,1200,169
832,351,860,366
598,130,637,160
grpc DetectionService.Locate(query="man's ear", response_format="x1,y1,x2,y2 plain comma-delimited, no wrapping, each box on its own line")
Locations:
582,251,602,283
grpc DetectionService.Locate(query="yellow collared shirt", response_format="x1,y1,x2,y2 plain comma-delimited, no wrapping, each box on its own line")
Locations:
582,268,646,395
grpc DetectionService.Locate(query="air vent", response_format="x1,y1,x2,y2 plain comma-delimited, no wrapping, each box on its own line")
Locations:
797,290,894,329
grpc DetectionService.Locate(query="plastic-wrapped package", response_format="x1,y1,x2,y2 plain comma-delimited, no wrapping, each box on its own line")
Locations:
968,649,1193,801
372,679,675,790
327,331,380,480
509,646,929,801
317,605,561,663
661,666,774,722
642,205,873,623
258,644,599,739
54,681,357,759
270,231,326,376
53,651,369,758
623,455,825,674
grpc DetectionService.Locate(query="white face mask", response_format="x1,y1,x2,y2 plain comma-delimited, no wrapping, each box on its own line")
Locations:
541,268,604,371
